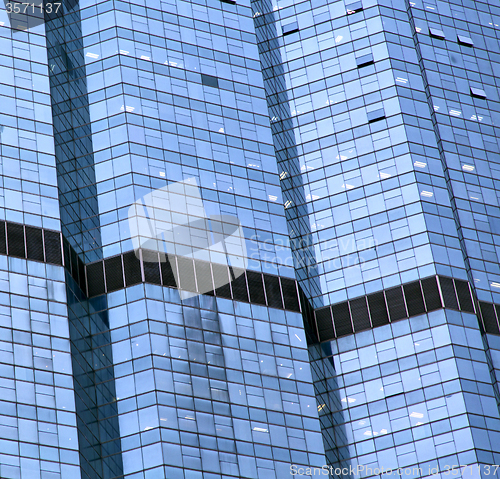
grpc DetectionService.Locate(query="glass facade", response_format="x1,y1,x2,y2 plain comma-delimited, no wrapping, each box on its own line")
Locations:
1,0,500,478
252,0,500,476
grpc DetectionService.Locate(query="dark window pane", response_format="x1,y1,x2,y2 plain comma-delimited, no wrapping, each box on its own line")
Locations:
315,307,334,342
246,271,266,305
385,287,407,321
403,281,426,317
455,279,474,313
144,260,161,286
230,268,248,303
7,223,25,258
421,276,442,311
264,275,283,309
368,292,389,327
45,230,63,265
87,261,105,297
480,302,499,334
332,302,352,337
280,277,300,312
25,226,44,262
161,256,177,288
439,277,459,310
123,251,142,287
105,256,124,292
201,74,219,88
350,297,371,332
212,263,231,298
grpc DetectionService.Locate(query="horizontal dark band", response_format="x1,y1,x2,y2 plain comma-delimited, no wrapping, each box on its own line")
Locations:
0,220,63,266
0,220,302,312
313,275,500,341
3,220,499,335
79,250,302,312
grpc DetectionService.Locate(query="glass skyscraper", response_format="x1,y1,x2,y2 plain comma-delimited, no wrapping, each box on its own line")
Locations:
1,0,500,477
